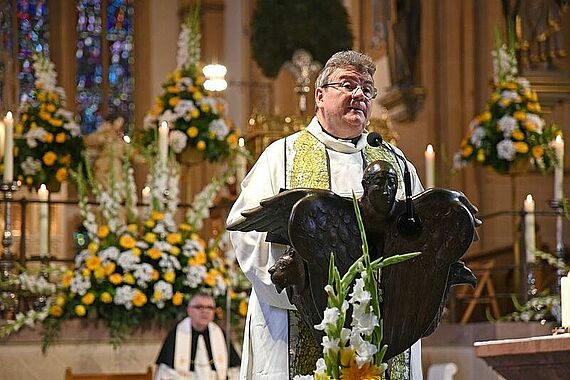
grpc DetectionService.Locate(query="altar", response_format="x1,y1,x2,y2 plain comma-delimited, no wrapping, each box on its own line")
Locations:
474,333,570,380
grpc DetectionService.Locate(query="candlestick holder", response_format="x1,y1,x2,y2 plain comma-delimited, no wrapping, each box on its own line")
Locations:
552,326,570,335
549,200,567,290
0,181,20,319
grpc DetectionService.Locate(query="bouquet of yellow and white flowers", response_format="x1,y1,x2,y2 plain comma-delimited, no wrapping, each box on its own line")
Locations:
454,33,560,175
140,6,240,163
41,148,236,350
14,54,84,191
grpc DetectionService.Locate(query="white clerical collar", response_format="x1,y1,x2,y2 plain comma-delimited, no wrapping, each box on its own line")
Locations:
306,116,369,154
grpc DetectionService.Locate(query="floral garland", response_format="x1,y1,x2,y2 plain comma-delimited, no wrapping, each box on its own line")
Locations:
140,6,240,162
295,195,419,380
454,33,560,175
14,54,84,192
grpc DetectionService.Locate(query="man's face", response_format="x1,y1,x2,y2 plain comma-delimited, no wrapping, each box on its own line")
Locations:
315,66,374,139
187,295,216,331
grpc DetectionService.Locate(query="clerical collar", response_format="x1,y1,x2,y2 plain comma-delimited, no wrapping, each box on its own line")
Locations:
319,124,361,147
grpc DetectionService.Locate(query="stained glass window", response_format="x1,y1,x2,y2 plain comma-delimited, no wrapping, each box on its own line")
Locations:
106,0,134,130
17,0,49,100
76,0,103,134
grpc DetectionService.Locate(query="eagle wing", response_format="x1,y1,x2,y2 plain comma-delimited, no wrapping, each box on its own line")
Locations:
381,188,477,359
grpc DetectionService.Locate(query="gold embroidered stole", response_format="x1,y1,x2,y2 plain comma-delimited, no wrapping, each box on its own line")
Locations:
288,130,410,380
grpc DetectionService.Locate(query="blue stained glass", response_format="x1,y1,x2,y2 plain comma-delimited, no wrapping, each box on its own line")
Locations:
17,0,49,100
106,0,134,132
76,0,103,134
0,0,13,109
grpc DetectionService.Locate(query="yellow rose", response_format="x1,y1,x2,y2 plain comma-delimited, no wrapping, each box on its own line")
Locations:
81,292,95,305
190,108,200,118
193,92,202,101
227,133,238,147
179,223,192,232
499,98,511,107
524,120,538,132
39,110,51,120
50,305,63,317
147,247,162,260
132,247,141,256
85,255,101,270
55,132,66,143
43,151,57,166
194,251,207,265
50,118,63,127
479,111,492,123
44,133,54,143
238,299,248,317
514,142,529,153
204,272,217,287
104,262,116,275
532,145,544,158
172,292,184,306
151,211,165,221
82,268,91,277
168,97,180,107
46,103,56,112
133,291,148,307
200,103,210,112
127,224,138,233
88,242,99,253
119,234,137,249
124,273,135,285
513,111,526,121
62,270,73,288
25,176,33,185
74,305,86,317
109,273,123,285
196,140,206,151
15,123,23,135
164,271,176,283
56,296,66,307
153,290,163,301
144,232,157,243
170,246,181,256
100,292,113,303
461,145,473,157
93,267,105,279
208,249,219,260
97,225,110,239
166,232,181,245
511,130,525,141
167,86,180,94
59,154,72,165
144,219,155,228
152,270,160,281
490,93,501,102
187,126,199,138
55,168,68,182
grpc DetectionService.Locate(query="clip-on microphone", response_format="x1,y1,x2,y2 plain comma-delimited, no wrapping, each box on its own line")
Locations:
366,132,422,236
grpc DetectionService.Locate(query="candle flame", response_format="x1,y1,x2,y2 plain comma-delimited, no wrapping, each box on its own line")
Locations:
123,135,131,144
426,144,434,154
525,194,533,202
555,135,563,144
160,121,168,129
238,137,245,148
5,111,12,120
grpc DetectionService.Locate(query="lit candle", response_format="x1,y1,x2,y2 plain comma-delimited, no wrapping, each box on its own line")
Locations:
3,111,14,183
141,186,151,205
38,184,49,256
562,275,570,328
424,144,435,188
236,138,247,194
0,120,5,159
553,135,564,201
523,194,536,264
158,121,169,167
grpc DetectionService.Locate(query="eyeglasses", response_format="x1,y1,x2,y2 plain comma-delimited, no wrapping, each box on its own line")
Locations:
321,79,378,100
190,305,216,311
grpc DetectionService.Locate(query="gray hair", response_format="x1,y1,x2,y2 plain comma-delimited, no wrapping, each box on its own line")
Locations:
189,292,215,305
315,50,376,88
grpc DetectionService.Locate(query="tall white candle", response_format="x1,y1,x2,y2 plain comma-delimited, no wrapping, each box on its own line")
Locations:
38,184,49,256
424,144,435,188
562,275,570,327
236,138,247,195
553,135,564,201
3,111,14,183
141,186,151,205
523,194,536,264
158,121,169,167
0,121,5,159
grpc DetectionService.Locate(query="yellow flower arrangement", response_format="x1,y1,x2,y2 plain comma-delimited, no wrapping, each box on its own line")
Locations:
455,34,560,175
14,54,84,191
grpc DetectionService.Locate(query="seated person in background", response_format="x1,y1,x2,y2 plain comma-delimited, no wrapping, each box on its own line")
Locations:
155,292,240,380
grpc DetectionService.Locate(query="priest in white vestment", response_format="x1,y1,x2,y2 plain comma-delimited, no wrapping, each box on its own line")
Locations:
227,50,424,379
155,293,240,380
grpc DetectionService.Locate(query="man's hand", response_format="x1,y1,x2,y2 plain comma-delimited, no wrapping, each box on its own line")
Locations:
268,247,306,294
